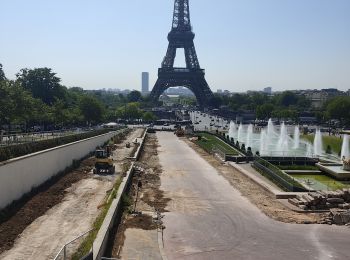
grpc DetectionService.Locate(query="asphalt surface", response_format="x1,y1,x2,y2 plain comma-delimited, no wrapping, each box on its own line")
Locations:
157,132,350,260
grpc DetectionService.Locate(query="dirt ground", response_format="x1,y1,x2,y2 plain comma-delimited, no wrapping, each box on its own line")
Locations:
183,138,326,224
0,128,143,259
0,157,93,254
109,133,169,259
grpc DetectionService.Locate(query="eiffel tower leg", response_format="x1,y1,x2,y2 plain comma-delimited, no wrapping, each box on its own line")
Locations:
150,78,167,103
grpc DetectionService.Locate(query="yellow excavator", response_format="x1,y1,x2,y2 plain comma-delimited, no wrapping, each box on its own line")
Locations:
93,145,115,174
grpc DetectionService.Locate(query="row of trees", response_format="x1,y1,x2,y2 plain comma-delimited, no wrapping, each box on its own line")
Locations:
325,97,350,125
208,90,350,125
0,64,156,132
214,91,310,120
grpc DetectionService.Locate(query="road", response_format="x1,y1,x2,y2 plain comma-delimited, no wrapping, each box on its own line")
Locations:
190,111,228,132
157,132,350,260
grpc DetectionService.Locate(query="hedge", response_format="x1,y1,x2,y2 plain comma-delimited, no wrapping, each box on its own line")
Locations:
0,129,115,162
254,157,305,189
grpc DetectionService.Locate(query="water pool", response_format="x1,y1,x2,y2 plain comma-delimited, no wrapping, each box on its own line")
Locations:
290,174,350,191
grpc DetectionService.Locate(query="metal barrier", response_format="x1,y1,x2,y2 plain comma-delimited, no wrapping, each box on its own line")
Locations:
212,146,226,160
252,158,307,192
0,129,91,147
54,229,94,260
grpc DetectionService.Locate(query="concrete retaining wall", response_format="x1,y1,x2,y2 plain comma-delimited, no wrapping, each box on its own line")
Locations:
0,130,122,210
93,128,148,260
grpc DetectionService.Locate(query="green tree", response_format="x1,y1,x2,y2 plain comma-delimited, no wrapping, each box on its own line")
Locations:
127,90,142,102
210,95,222,108
115,102,143,120
275,91,298,107
142,111,157,122
0,63,6,81
296,95,311,110
0,80,49,129
326,96,350,125
16,68,66,105
250,93,267,110
52,100,71,127
125,102,142,119
79,95,104,125
256,103,274,119
0,81,15,126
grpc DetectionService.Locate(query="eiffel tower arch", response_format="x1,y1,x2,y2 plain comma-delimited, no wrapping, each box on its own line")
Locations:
150,0,214,108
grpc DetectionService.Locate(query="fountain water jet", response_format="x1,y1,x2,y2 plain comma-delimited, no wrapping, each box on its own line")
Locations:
246,124,253,148
277,122,289,153
228,121,236,139
237,123,244,142
341,134,350,159
267,119,276,136
260,129,268,154
293,126,300,149
313,129,323,156
306,143,313,157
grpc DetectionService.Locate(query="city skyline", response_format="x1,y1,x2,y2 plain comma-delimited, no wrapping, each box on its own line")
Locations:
1,0,350,92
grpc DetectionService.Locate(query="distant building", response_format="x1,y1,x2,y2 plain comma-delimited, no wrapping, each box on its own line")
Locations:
141,72,149,95
298,88,346,109
263,87,272,95
217,89,223,94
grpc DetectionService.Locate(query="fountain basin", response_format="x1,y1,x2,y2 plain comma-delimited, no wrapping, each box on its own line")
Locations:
316,163,350,180
289,173,350,191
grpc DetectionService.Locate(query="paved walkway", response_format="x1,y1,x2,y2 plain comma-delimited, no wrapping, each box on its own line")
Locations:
121,228,162,260
157,132,350,260
231,162,283,193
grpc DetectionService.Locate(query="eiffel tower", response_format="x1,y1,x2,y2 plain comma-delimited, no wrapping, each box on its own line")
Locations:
149,0,214,108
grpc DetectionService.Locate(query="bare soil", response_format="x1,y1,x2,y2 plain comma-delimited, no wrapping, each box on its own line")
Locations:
184,137,326,224
0,157,93,254
136,133,170,213
110,133,169,258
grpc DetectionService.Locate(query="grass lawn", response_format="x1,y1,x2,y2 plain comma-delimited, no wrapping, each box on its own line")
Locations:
196,133,239,155
302,134,346,155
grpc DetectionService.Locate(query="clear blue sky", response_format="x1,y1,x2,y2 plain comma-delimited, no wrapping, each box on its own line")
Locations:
1,0,350,92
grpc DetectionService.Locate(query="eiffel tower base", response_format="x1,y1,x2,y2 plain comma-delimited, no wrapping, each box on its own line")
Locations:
150,69,214,108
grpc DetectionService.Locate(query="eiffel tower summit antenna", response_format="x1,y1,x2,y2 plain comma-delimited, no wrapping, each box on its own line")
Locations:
149,0,214,108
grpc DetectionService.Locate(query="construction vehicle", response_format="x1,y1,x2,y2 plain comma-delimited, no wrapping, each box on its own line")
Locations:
93,146,115,174
175,127,185,137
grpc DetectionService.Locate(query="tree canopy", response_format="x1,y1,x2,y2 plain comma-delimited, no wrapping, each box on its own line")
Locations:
326,97,350,124
0,64,6,81
79,95,104,125
16,68,66,105
127,90,142,102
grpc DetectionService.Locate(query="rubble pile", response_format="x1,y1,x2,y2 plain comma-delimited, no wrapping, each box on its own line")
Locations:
322,209,350,225
288,189,350,211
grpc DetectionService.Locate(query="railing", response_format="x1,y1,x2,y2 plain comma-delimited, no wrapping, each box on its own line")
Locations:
212,146,226,160
53,229,94,260
0,129,93,147
253,157,307,192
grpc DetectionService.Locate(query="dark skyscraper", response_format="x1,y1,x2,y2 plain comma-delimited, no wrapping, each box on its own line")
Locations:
141,72,149,95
